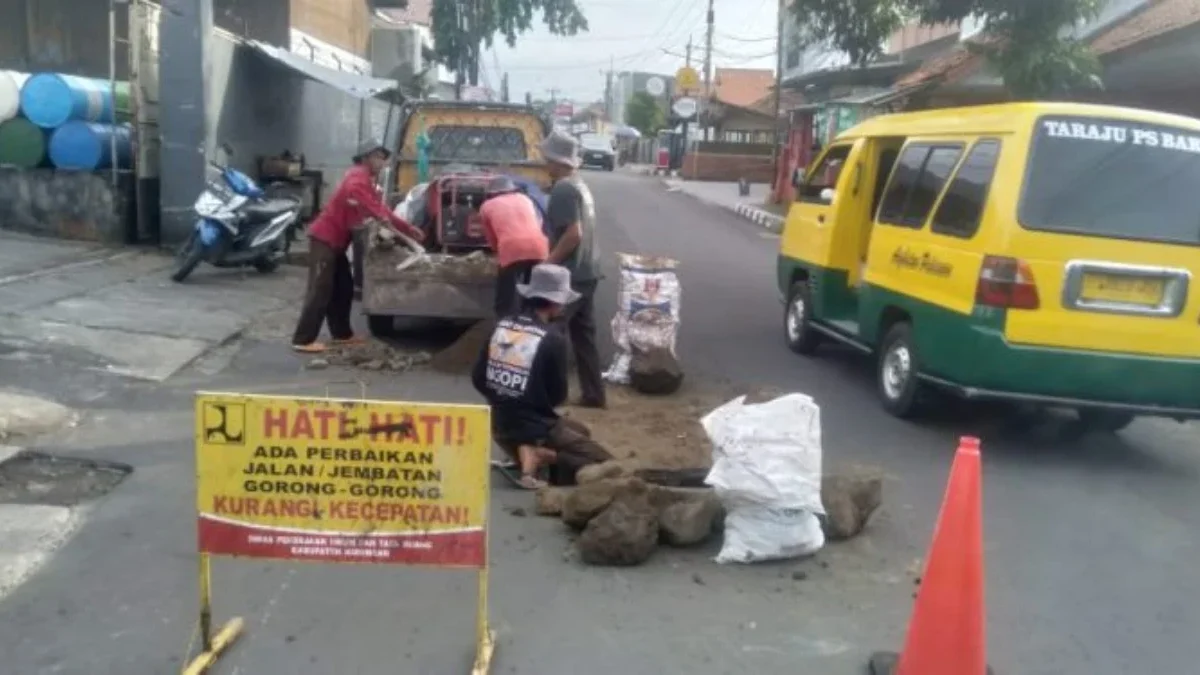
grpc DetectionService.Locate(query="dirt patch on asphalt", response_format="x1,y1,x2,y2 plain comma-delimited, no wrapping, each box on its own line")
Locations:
309,340,432,373
0,451,132,506
429,320,494,375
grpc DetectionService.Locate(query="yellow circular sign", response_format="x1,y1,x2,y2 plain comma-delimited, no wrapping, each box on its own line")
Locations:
674,66,700,94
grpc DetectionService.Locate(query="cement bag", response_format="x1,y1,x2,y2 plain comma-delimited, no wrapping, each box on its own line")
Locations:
602,253,681,384
702,394,825,563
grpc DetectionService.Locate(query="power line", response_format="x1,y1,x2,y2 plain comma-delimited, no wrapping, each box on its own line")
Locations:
718,32,776,42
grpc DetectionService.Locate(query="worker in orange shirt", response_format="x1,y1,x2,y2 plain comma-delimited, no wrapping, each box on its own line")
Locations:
478,176,549,317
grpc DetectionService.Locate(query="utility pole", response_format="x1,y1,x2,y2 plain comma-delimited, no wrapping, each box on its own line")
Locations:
702,0,714,141
604,56,613,121
771,0,786,178
501,73,510,103
678,35,693,169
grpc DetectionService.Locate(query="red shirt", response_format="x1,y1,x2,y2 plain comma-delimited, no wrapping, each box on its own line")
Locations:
478,193,548,268
308,165,420,252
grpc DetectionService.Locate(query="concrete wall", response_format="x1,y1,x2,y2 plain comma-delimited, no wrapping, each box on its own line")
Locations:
0,168,133,244
290,0,371,55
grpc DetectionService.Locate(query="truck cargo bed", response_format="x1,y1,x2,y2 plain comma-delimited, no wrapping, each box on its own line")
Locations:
361,239,497,321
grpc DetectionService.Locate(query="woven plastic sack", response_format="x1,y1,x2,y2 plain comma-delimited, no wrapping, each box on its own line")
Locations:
602,253,681,384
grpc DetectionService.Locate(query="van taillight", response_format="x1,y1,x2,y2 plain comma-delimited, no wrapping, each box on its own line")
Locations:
976,255,1040,310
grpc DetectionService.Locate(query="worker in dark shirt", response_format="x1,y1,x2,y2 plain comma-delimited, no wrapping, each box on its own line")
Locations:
292,139,424,353
472,263,613,489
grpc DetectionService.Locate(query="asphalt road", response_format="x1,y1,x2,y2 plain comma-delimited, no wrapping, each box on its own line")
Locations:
0,171,1196,675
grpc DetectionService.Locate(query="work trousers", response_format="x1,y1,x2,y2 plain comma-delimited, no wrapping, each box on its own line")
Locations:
494,259,539,317
498,418,614,486
562,279,606,406
292,237,355,345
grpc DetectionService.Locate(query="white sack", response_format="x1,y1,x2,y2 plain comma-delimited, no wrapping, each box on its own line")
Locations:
703,393,825,563
602,253,681,384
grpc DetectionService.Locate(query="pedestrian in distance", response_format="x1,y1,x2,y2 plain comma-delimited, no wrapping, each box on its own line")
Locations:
291,139,425,354
471,263,614,489
542,130,607,409
478,175,549,317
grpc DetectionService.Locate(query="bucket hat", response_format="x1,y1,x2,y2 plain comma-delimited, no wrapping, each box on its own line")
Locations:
517,263,581,306
538,130,580,168
353,138,391,161
486,175,520,196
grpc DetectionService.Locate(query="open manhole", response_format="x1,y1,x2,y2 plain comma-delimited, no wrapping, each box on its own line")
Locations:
0,450,131,506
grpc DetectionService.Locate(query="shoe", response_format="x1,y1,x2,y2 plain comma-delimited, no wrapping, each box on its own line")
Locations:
292,342,327,354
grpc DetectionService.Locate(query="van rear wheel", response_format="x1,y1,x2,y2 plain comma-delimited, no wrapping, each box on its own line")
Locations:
1077,409,1136,433
784,282,822,355
877,322,926,419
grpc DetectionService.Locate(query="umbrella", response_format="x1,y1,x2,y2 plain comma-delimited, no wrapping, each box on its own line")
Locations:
613,125,641,139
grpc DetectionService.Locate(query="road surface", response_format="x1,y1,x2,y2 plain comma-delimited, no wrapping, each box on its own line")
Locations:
0,172,1196,675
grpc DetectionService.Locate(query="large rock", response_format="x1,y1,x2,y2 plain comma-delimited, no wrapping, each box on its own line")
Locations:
659,493,722,547
629,347,684,396
821,472,884,541
534,486,571,517
561,477,648,529
576,460,632,485
0,393,72,441
576,493,660,566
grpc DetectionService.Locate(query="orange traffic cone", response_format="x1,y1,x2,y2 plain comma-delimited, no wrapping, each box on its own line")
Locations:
868,436,993,675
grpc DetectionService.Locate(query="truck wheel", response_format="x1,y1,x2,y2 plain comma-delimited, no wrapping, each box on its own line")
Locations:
1077,409,1136,433
367,314,395,338
784,282,822,355
877,322,926,419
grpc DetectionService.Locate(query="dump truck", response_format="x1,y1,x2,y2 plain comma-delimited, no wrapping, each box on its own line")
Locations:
362,101,552,336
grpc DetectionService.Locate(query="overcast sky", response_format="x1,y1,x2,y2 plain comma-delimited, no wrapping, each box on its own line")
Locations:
480,0,781,104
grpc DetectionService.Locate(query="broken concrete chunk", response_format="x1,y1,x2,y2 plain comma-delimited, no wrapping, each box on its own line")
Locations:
0,392,73,441
629,347,684,396
821,472,884,541
575,460,632,485
577,494,660,566
659,494,722,547
534,486,571,517
561,477,648,529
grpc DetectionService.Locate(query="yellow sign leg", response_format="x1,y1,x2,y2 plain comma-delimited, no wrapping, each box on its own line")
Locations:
182,553,245,675
471,564,496,674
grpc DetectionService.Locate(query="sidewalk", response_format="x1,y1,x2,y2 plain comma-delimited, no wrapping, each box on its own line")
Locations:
663,178,786,232
0,231,299,382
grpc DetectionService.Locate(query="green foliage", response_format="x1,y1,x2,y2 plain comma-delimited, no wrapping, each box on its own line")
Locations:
625,92,665,137
789,0,1105,98
431,0,588,87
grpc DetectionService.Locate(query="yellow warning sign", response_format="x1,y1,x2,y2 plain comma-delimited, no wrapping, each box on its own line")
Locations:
675,66,701,94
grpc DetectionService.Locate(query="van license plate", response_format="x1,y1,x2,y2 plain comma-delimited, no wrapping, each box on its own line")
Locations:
1079,274,1165,306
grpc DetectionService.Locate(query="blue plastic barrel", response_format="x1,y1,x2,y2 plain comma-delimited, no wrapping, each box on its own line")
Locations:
20,73,115,128
48,121,131,170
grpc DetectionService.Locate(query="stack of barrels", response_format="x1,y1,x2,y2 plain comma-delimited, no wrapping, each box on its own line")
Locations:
0,70,132,171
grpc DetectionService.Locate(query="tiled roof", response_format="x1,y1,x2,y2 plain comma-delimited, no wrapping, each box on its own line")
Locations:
1090,0,1200,53
746,88,806,117
897,0,1200,88
377,0,432,26
710,67,776,107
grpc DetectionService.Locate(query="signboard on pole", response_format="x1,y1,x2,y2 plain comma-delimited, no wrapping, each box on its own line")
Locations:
674,66,701,95
672,97,698,120
184,392,496,674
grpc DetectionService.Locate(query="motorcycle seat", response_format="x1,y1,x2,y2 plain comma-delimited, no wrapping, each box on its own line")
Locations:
243,198,297,222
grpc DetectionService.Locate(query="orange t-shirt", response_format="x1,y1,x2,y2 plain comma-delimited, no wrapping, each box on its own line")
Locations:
478,193,549,268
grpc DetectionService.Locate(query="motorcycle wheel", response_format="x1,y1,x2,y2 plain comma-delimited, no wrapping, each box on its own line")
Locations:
171,232,205,283
253,256,280,274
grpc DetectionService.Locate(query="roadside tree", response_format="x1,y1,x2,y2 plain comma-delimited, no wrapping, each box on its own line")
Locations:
789,0,1105,98
626,92,665,138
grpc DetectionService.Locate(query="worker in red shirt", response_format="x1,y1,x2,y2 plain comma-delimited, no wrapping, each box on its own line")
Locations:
478,176,549,316
291,139,424,353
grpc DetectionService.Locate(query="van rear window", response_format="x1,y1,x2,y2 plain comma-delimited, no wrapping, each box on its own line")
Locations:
426,125,528,163
1020,115,1200,245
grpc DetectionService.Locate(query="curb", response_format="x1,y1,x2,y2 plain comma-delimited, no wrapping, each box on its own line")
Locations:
662,180,785,233
732,203,785,233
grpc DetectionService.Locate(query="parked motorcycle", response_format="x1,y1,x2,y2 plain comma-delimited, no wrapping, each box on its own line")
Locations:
171,146,303,283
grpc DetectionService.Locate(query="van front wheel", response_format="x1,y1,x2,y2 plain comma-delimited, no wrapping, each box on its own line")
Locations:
877,322,925,419
784,282,822,355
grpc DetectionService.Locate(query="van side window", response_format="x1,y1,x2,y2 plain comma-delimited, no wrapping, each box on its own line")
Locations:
931,139,1001,239
800,144,852,204
878,144,963,227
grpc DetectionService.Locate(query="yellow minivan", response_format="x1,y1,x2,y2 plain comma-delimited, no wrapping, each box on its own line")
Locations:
778,102,1200,430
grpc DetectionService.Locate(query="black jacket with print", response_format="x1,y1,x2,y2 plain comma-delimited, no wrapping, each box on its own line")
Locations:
471,312,569,443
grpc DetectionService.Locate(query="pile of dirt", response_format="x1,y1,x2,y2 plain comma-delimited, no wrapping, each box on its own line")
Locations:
309,341,432,372
629,346,684,395
430,320,495,375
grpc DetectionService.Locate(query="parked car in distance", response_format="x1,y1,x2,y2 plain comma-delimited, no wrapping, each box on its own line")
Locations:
579,132,616,171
